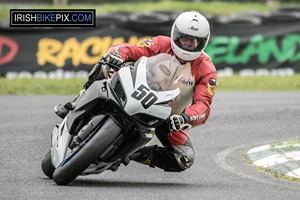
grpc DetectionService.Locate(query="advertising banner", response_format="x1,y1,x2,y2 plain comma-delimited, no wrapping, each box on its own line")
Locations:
1,10,300,77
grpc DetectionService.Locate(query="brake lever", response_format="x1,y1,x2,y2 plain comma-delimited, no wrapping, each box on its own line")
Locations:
106,62,121,71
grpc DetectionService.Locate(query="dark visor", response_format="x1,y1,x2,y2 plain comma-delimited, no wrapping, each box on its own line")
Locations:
173,26,208,52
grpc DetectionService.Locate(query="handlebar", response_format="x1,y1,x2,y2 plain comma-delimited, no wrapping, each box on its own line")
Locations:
98,57,122,71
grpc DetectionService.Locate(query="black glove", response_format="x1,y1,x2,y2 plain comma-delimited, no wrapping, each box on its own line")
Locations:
169,113,192,132
103,52,123,67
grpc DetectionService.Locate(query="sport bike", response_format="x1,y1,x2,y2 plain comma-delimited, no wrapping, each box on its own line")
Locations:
41,53,182,185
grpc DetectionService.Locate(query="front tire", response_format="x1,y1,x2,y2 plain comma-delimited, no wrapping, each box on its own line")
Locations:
41,151,55,179
53,117,121,185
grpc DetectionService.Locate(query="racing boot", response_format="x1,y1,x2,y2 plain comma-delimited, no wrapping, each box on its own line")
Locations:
54,94,80,118
129,145,156,168
130,145,191,172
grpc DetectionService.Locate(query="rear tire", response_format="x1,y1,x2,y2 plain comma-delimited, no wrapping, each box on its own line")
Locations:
41,151,55,179
53,117,121,185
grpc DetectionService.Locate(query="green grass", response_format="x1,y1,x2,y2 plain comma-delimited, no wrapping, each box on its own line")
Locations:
218,74,300,91
0,78,86,95
0,1,277,20
257,166,300,183
1,74,299,95
271,138,300,148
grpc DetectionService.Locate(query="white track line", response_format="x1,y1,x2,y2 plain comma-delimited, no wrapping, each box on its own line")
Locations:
247,144,300,155
215,146,274,184
215,146,300,191
247,145,271,154
286,168,300,178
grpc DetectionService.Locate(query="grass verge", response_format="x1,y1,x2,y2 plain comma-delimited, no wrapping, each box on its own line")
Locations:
218,74,300,91
244,137,300,183
0,78,86,95
243,153,300,183
0,74,299,95
257,166,300,183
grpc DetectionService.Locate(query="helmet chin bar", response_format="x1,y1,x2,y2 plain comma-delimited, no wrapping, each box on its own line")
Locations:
171,40,203,62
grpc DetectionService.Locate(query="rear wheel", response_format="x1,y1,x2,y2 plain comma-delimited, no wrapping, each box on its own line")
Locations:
41,151,55,179
53,117,121,185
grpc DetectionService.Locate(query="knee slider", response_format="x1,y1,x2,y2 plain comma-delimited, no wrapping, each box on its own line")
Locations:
172,145,195,171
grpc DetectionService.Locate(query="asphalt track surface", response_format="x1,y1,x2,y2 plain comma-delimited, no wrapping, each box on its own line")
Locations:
0,91,299,200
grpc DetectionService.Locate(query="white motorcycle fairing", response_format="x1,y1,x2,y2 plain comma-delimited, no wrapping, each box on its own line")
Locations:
45,54,183,184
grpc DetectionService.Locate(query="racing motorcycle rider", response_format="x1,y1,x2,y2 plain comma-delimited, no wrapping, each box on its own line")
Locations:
54,11,218,172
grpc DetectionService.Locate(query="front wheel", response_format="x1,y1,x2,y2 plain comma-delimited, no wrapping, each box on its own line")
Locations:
41,151,55,179
53,117,122,185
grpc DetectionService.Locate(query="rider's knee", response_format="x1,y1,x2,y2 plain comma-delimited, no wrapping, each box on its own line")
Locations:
171,145,195,172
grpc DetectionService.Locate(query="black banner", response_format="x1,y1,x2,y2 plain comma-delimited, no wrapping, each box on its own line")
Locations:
1,9,300,77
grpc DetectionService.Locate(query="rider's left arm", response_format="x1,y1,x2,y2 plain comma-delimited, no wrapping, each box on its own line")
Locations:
184,71,218,127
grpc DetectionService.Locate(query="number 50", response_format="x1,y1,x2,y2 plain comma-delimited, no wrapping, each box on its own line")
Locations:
131,84,158,109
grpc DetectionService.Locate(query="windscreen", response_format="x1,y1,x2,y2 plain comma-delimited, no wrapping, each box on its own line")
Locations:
144,54,182,91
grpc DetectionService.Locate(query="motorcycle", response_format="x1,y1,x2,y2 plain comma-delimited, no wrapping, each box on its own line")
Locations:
41,53,182,185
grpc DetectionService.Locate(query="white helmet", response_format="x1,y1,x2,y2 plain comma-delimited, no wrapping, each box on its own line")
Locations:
171,11,210,61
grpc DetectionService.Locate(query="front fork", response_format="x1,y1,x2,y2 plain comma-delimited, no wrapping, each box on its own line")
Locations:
103,123,155,164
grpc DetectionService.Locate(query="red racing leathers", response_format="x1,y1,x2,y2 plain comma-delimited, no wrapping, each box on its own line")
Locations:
108,36,217,146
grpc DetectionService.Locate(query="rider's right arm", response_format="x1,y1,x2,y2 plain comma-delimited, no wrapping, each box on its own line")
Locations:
107,37,162,62
82,36,162,90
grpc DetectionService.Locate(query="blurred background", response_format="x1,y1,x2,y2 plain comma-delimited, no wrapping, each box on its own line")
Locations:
0,0,300,81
